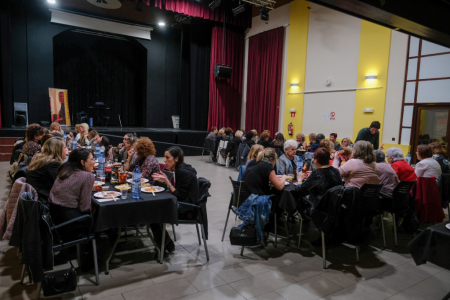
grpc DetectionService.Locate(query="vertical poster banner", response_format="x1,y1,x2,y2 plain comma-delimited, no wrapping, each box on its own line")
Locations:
49,88,71,126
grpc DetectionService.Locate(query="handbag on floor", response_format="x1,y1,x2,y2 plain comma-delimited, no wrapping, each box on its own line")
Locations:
42,222,77,297
229,226,257,246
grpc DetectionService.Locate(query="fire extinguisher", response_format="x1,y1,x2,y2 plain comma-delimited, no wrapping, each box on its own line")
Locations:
288,122,293,135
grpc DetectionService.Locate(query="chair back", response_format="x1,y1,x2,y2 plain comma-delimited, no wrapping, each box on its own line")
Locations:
360,184,383,214
162,170,174,181
204,139,211,151
229,176,252,209
438,174,450,207
391,180,416,212
208,139,216,152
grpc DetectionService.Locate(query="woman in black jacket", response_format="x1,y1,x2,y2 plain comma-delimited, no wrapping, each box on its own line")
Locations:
27,137,67,204
152,146,199,252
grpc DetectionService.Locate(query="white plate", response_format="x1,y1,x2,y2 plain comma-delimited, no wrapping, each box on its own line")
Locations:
285,181,289,186
446,223,450,230
127,178,149,184
93,181,105,186
94,191,121,199
141,186,165,193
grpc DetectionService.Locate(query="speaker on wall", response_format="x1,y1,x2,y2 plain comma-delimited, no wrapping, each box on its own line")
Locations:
213,64,232,78
14,103,28,127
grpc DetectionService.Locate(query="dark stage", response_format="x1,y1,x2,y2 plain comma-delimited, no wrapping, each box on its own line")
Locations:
0,127,207,156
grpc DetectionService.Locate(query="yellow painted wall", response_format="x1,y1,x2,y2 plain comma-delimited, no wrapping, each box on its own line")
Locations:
283,0,309,138
352,21,391,145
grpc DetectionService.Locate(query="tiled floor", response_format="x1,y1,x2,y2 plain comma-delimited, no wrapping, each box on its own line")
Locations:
0,157,449,300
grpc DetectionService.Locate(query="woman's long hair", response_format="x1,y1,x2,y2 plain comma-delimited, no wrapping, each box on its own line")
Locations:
78,123,89,143
28,137,64,171
57,148,92,180
247,144,264,161
353,141,375,164
166,146,184,171
272,133,285,147
256,147,278,167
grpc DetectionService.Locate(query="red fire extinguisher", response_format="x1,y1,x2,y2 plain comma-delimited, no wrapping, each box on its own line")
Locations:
288,122,293,135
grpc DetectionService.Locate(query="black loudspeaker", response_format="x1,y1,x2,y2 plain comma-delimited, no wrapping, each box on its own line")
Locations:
14,103,28,127
214,64,232,78
76,111,88,123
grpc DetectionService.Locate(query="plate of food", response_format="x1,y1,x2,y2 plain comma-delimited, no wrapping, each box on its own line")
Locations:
94,191,121,199
115,184,131,190
94,181,105,186
141,182,151,187
127,178,149,184
141,186,165,193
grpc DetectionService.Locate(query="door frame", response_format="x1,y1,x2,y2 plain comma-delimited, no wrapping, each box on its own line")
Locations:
410,103,450,163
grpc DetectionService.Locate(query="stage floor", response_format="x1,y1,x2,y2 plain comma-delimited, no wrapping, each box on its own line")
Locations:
0,126,208,156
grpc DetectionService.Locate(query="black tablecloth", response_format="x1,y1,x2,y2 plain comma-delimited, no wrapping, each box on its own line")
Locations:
277,182,298,214
408,221,450,270
91,182,178,232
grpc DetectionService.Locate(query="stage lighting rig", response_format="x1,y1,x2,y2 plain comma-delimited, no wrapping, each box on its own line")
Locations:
240,0,276,21
260,7,269,21
209,0,221,11
232,2,246,16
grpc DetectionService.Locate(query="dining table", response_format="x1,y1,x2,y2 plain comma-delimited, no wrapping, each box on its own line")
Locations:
91,180,178,273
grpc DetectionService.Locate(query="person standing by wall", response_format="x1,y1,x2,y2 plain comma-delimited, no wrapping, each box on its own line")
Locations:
355,121,383,150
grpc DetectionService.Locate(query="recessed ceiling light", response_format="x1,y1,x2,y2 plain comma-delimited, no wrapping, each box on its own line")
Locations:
158,22,165,26
47,0,56,3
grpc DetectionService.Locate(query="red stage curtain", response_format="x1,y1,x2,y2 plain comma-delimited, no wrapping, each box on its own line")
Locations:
152,0,252,28
245,27,284,136
208,26,244,131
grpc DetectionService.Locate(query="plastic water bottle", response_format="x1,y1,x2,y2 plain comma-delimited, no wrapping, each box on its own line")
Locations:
63,132,67,144
98,151,105,176
405,152,412,165
296,156,303,174
132,165,141,199
72,137,77,150
95,142,101,160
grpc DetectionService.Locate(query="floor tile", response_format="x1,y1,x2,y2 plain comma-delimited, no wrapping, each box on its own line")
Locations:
175,284,246,300
250,291,286,300
366,267,425,295
184,270,227,291
213,265,253,284
122,278,198,300
276,275,343,300
386,287,437,300
321,281,392,300
277,258,327,282
144,263,208,285
397,261,445,279
411,270,450,299
320,269,362,288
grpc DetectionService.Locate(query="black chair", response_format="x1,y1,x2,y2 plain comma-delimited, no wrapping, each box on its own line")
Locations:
221,177,253,242
18,199,99,299
438,174,450,216
380,181,416,247
360,183,385,247
201,139,210,162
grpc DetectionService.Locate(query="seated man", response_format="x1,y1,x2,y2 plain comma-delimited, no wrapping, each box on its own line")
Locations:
277,139,299,178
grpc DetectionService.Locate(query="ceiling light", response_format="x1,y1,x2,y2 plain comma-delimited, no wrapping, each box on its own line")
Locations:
232,3,246,16
365,75,377,80
158,22,165,26
209,0,221,11
47,0,56,3
260,7,269,21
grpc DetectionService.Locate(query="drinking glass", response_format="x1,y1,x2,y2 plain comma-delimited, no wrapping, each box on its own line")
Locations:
119,172,127,184
100,176,105,183
121,189,128,199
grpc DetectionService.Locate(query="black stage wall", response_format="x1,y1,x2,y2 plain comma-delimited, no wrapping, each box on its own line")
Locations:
0,0,211,131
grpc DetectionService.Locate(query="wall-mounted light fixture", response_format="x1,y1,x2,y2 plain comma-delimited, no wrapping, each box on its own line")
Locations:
290,83,299,87
365,75,377,80
47,0,56,3
363,108,374,113
158,22,165,26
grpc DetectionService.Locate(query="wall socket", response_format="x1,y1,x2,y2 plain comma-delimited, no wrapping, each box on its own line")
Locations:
392,137,395,141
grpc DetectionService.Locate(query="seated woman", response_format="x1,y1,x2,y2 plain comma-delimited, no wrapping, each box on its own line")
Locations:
374,150,399,196
429,142,449,173
257,131,271,148
308,133,319,152
207,126,217,140
271,132,285,153
27,137,66,203
332,146,352,168
87,130,99,148
277,140,299,177
50,122,64,136
232,130,243,144
245,144,264,168
77,123,90,147
243,130,256,147
48,148,95,241
125,137,160,179
93,135,110,154
340,137,353,150
216,128,225,142
329,133,341,151
223,127,233,141
241,148,287,243
251,129,260,143
263,130,273,144
293,148,342,210
296,133,307,150
339,141,380,188
22,123,45,158
385,147,417,181
415,144,442,178
151,146,198,252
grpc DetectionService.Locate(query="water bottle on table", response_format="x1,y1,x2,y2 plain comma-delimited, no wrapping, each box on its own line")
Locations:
95,142,101,160
72,137,77,150
296,156,303,175
132,165,141,199
98,151,105,176
405,152,412,165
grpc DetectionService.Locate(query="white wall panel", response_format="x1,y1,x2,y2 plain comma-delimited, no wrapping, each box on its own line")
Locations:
404,82,416,103
304,3,361,91
417,79,450,103
401,128,411,145
407,58,418,80
302,92,355,138
421,40,450,56
419,54,450,79
383,30,409,144
402,106,414,127
409,37,420,56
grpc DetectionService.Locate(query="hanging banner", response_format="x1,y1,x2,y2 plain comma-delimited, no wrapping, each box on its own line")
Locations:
49,88,71,126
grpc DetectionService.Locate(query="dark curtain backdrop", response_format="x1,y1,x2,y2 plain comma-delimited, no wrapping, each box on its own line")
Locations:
54,31,146,127
190,19,211,131
152,0,252,28
245,27,284,135
208,26,244,131
0,8,13,129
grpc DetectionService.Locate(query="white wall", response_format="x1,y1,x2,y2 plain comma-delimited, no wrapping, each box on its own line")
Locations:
382,30,409,144
241,4,291,130
302,3,362,138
